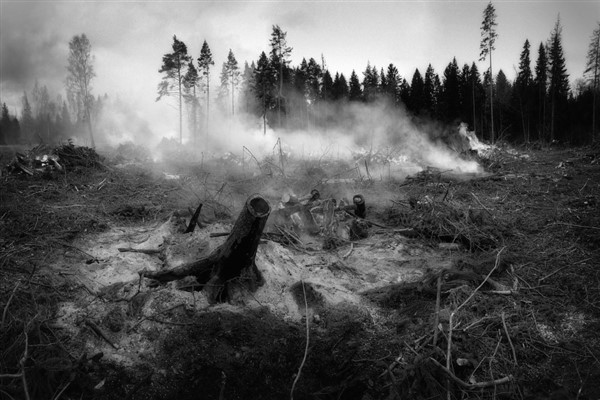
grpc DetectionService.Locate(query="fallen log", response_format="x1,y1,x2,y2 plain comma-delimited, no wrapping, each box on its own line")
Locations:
141,194,271,303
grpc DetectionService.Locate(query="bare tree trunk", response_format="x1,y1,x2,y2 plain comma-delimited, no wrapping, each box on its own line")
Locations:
489,48,495,143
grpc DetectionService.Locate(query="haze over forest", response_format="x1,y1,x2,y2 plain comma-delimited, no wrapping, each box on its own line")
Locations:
0,0,599,153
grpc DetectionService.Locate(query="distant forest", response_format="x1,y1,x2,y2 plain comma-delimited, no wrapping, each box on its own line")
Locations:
2,13,599,147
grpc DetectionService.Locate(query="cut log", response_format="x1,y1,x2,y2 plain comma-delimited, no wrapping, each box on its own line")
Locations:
141,194,271,303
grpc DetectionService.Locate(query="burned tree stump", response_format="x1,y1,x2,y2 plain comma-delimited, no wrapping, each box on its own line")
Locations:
142,194,271,303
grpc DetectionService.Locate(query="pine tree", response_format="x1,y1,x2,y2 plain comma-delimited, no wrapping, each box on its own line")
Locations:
585,22,600,140
253,51,276,134
348,71,362,101
198,40,214,138
270,25,292,127
362,63,379,102
534,42,548,141
66,34,96,147
547,16,569,141
183,60,200,144
224,49,241,116
480,1,498,142
157,35,191,144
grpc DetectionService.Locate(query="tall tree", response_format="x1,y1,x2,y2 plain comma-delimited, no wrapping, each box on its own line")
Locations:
223,49,241,116
441,58,460,121
270,25,292,127
547,16,570,141
384,64,400,105
253,51,276,134
495,69,512,136
409,68,425,114
332,73,349,101
480,1,498,142
183,60,200,145
348,70,363,101
157,35,191,144
585,22,600,141
514,39,534,141
534,42,548,141
320,70,334,102
469,62,483,134
66,33,96,147
0,103,11,144
198,40,214,138
423,64,437,115
21,93,34,143
362,62,379,102
239,61,257,114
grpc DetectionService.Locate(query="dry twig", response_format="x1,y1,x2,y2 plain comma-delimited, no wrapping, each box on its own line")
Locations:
290,280,310,400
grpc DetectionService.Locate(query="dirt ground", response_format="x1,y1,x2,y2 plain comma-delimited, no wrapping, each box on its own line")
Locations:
1,142,599,400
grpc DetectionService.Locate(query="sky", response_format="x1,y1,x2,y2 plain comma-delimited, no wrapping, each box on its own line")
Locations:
0,0,599,140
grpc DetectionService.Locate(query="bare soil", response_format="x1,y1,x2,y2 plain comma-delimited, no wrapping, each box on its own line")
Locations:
1,142,599,400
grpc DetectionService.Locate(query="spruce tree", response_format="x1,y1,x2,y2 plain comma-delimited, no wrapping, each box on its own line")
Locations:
157,35,191,143
21,93,34,143
332,73,349,101
270,25,292,127
534,42,548,141
441,58,460,122
253,51,276,134
409,69,425,114
514,39,534,141
423,64,437,116
495,70,512,136
348,71,362,101
0,103,10,145
385,64,400,105
321,70,334,101
547,16,569,141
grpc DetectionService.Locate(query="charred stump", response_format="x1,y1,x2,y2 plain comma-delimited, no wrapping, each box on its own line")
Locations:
142,194,271,303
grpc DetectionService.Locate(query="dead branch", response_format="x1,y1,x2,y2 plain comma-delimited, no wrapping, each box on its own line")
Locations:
1,282,20,330
84,319,119,350
117,247,161,255
433,274,442,346
290,280,310,400
429,358,513,389
502,312,518,366
446,247,506,376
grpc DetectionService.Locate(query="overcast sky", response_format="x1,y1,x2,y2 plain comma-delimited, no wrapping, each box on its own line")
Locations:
1,0,599,132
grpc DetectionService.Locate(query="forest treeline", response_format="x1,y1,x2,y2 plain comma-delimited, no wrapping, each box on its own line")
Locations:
1,11,599,147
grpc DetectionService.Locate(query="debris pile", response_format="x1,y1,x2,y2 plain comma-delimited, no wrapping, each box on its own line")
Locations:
266,189,371,249
4,142,103,176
